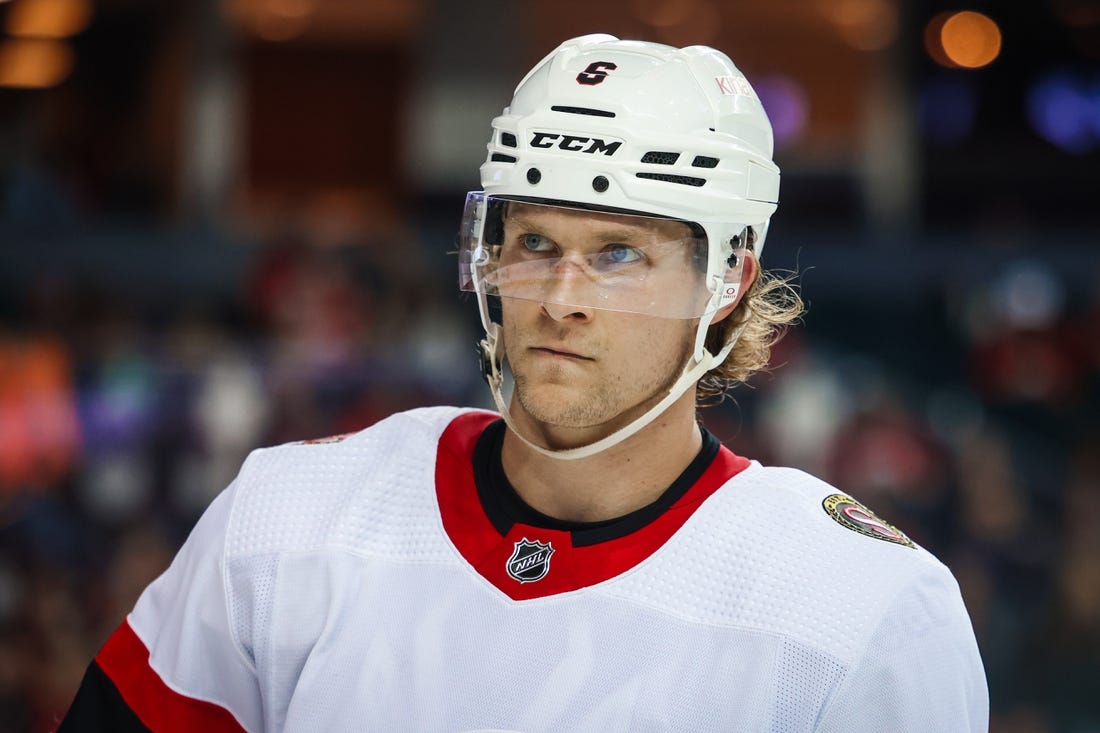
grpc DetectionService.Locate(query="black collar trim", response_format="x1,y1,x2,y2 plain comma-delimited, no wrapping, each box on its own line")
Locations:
472,419,721,547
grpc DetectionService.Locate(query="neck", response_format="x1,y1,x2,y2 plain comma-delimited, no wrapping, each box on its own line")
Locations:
500,389,703,523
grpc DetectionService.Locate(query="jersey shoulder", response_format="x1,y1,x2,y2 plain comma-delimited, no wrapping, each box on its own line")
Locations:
605,462,963,664
735,463,944,568
223,406,489,561
758,464,926,548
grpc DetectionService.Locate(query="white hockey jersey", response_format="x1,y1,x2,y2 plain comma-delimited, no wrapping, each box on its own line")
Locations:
59,406,988,732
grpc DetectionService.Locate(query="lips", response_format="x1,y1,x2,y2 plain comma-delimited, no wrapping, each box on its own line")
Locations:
530,346,593,361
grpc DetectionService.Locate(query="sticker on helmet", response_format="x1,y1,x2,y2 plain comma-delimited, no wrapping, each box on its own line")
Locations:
576,61,617,85
714,75,756,98
822,494,915,548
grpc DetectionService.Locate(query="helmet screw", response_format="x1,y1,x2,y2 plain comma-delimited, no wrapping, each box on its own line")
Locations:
526,168,541,184
592,175,609,193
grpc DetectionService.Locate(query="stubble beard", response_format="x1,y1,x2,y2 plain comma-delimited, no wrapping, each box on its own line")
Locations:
509,322,696,431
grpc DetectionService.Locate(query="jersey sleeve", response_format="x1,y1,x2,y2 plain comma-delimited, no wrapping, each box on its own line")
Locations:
815,565,989,732
58,479,263,733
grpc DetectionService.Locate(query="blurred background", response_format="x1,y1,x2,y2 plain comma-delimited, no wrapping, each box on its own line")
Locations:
0,0,1097,730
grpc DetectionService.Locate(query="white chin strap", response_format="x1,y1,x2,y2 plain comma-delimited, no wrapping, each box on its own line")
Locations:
478,319,743,461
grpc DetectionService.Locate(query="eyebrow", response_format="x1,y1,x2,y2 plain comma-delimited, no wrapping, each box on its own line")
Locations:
505,214,672,245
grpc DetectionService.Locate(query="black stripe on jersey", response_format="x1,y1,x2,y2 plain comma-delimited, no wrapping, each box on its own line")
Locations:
473,419,721,547
56,660,152,732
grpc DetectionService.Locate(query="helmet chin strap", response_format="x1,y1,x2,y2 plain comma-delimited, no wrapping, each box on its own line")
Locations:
478,316,745,461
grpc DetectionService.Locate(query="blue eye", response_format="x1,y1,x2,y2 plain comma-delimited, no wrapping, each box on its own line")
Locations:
521,233,552,252
600,244,643,266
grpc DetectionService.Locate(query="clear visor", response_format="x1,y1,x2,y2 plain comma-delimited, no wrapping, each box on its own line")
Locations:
458,192,721,319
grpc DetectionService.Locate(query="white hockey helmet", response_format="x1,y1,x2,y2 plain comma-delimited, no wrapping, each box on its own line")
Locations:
460,33,780,459
482,33,776,244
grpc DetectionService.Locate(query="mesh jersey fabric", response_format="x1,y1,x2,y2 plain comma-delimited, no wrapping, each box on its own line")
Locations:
86,406,987,732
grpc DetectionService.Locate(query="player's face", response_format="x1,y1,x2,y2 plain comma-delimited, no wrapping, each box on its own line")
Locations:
499,204,699,431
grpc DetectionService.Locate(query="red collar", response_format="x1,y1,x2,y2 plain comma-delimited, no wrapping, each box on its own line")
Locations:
435,411,750,600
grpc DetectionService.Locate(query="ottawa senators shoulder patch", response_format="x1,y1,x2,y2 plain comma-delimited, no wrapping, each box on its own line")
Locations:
822,494,915,548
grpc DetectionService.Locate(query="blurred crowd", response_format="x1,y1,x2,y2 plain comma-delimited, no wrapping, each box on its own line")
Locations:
0,218,1098,732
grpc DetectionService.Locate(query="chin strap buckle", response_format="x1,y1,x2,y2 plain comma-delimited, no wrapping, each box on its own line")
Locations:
478,341,494,385
478,333,504,389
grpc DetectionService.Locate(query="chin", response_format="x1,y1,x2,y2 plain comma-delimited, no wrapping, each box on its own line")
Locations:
514,382,614,429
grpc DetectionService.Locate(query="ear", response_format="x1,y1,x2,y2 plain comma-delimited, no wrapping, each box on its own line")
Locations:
710,250,757,325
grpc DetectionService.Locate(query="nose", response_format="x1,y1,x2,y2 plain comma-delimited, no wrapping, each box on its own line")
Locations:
540,300,594,322
538,257,597,321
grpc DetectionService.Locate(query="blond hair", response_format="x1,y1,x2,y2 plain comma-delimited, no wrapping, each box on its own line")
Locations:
697,251,804,403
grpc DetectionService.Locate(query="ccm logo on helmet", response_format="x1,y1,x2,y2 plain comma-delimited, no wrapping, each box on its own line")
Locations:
576,61,617,85
530,131,623,156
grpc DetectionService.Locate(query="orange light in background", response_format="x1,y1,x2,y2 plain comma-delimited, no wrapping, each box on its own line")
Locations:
0,38,74,88
942,11,1001,68
6,0,92,39
926,10,1002,69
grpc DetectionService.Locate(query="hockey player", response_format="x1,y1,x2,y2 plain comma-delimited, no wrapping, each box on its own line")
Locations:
59,34,988,731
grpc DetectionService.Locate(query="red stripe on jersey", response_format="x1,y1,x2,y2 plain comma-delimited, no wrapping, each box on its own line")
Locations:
435,411,503,568
436,411,750,600
96,620,249,733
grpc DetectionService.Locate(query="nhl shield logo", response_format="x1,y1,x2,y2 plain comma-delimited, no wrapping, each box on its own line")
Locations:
506,538,555,583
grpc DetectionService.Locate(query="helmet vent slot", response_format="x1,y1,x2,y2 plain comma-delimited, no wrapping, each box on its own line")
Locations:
500,132,517,148
550,105,616,118
636,172,705,187
640,151,680,165
691,156,719,168
491,153,517,163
